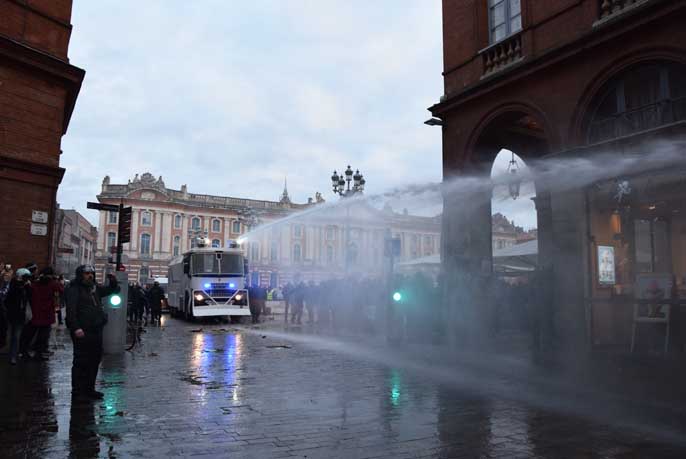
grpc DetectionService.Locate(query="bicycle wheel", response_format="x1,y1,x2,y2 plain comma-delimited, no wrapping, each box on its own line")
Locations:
126,322,137,351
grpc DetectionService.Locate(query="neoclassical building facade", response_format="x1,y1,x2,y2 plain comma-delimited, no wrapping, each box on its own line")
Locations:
94,173,441,286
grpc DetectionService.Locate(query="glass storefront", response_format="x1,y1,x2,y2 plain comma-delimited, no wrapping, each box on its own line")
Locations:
588,168,686,350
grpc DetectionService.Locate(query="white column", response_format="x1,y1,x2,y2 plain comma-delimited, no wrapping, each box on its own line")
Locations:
153,211,162,252
131,209,140,251
97,211,106,251
223,217,230,245
162,212,172,254
181,214,189,252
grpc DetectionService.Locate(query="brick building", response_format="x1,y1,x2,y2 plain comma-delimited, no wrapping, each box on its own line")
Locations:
94,173,441,288
52,207,97,277
430,1,686,351
0,0,85,269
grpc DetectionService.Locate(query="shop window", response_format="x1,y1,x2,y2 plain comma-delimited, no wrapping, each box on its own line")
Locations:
634,219,671,273
212,239,221,248
489,0,521,44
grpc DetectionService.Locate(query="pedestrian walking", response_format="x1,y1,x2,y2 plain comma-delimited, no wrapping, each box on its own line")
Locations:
56,275,66,325
4,268,32,365
147,281,164,324
282,282,293,323
0,264,13,348
291,282,305,325
65,265,118,400
20,267,62,361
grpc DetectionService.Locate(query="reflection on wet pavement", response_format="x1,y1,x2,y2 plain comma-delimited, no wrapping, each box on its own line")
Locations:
1,318,685,458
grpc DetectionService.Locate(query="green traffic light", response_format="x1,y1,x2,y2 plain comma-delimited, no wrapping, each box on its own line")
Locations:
109,294,122,307
392,292,402,302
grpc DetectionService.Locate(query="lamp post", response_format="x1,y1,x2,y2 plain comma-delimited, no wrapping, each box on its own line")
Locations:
506,151,521,200
331,166,366,273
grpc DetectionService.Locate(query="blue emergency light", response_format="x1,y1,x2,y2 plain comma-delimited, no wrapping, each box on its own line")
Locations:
204,283,211,289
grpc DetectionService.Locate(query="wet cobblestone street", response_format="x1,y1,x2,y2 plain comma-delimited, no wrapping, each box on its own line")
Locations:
1,316,686,458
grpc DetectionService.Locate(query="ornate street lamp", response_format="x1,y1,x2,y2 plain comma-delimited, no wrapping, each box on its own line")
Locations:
331,165,365,197
506,151,521,200
330,165,366,273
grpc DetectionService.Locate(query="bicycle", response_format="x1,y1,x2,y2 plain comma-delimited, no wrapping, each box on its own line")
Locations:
126,320,144,351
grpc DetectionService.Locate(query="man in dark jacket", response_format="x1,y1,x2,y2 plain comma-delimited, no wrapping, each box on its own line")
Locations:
65,265,118,400
147,281,164,324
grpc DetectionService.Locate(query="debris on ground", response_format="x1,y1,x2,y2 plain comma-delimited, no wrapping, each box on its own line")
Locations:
266,344,292,349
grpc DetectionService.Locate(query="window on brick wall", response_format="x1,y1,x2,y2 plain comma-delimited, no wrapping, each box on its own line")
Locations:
173,236,180,256
212,239,221,248
489,0,521,44
107,232,116,251
174,214,182,229
141,211,152,226
140,233,151,255
108,211,117,224
191,217,201,230
232,221,241,233
212,219,221,233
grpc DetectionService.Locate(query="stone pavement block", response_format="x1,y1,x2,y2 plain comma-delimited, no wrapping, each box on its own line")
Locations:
1,318,686,458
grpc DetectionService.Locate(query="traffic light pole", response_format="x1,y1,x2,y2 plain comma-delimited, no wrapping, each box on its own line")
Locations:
116,200,124,271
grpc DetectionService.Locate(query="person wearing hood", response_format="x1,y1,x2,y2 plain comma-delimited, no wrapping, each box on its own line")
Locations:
4,268,32,365
65,265,118,400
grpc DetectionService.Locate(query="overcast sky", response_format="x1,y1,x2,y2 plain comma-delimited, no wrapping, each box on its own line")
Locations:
58,1,445,225
58,1,538,230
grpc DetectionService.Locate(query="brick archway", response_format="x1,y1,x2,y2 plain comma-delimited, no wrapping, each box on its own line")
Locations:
466,102,554,170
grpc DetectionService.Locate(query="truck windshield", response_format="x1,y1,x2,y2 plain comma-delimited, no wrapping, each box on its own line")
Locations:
191,254,243,276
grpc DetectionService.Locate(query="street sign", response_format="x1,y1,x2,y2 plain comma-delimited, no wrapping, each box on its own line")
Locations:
30,223,48,236
31,210,48,223
87,202,120,212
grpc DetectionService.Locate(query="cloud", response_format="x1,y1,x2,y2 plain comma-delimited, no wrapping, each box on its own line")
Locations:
59,1,443,225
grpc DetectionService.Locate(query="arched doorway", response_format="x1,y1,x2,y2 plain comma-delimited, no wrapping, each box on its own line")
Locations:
442,109,551,347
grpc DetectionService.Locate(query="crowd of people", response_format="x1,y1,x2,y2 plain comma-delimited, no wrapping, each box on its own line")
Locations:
126,281,165,325
0,261,120,401
0,262,64,365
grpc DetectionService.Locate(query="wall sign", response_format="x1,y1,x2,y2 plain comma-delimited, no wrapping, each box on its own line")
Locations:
30,223,48,236
32,210,48,223
598,245,616,285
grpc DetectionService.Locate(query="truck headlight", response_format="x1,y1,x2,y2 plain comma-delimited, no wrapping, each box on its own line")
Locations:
234,294,243,301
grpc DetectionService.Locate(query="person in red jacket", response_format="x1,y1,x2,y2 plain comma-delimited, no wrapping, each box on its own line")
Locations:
19,266,63,361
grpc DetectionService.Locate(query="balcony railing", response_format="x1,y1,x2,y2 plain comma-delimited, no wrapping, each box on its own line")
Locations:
481,33,523,77
599,0,651,20
588,96,686,143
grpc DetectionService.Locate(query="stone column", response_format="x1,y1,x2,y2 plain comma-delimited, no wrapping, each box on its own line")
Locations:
131,209,140,251
441,181,493,349
153,211,162,253
181,214,189,252
97,211,106,251
161,212,172,254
